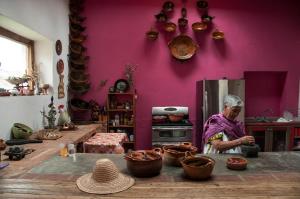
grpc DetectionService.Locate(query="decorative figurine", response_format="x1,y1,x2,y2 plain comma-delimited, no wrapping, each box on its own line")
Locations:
57,105,71,126
41,96,57,129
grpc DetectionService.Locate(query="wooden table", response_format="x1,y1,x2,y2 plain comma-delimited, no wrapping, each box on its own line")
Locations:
1,151,300,198
0,124,99,179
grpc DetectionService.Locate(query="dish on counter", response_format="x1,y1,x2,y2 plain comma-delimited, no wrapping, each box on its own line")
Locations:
226,157,247,170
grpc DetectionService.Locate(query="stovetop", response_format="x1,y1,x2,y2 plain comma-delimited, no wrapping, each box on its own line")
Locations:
152,119,193,126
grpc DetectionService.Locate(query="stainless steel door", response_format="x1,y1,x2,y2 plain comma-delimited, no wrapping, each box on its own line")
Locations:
203,79,245,123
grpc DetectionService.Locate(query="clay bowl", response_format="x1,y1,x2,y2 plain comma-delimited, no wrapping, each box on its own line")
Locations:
0,139,6,151
181,154,215,180
164,22,177,32
163,142,198,167
192,22,207,32
227,157,247,170
212,29,225,40
168,35,198,60
125,149,162,177
146,28,159,40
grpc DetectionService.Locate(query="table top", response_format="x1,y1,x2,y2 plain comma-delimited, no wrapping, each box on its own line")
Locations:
1,149,300,198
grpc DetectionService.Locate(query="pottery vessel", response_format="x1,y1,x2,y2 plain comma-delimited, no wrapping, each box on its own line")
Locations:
125,148,162,177
163,142,197,166
181,152,215,180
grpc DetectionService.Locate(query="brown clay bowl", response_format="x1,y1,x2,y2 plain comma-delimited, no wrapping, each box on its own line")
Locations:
181,155,215,180
164,22,177,32
192,22,208,32
227,157,247,170
212,29,225,40
168,35,198,60
146,29,159,40
163,142,198,167
125,149,162,177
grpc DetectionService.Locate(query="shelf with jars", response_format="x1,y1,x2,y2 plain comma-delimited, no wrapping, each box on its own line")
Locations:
107,91,137,152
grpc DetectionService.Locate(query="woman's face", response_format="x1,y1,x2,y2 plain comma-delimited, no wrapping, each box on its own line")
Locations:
223,106,241,120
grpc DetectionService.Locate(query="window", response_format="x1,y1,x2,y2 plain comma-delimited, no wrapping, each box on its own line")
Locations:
0,26,34,90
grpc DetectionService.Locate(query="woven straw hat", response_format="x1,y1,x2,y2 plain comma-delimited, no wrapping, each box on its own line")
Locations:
76,159,134,194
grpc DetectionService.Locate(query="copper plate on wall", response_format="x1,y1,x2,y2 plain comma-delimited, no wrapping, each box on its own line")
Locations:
55,40,62,55
168,35,198,60
56,59,64,74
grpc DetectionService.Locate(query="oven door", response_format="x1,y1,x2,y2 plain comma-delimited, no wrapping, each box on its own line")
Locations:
152,126,192,142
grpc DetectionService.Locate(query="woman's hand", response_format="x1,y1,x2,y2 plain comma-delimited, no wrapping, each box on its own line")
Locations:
238,136,255,145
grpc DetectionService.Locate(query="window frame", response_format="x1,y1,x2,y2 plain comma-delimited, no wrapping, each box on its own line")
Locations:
0,26,35,91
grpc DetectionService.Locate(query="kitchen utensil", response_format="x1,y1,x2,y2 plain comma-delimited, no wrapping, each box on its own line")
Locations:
192,22,207,32
181,152,215,180
11,123,33,139
146,28,159,40
6,139,43,146
164,22,177,32
227,157,247,170
162,142,197,166
163,1,174,12
212,29,225,40
168,35,198,60
124,148,162,177
241,144,260,157
168,114,184,122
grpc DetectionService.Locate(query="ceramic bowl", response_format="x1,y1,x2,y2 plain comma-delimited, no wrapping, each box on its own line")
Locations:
227,157,247,170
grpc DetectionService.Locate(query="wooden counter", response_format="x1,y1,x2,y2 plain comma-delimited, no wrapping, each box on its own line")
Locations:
1,151,300,198
0,124,99,179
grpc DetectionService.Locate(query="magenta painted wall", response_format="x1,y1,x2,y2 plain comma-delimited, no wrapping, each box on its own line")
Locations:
82,0,300,149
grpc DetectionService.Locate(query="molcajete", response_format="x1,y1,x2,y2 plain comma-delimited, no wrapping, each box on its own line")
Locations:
162,142,197,166
125,149,162,177
241,144,260,157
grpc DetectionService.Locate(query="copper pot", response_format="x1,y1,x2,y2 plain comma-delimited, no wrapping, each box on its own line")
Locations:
181,152,215,180
162,142,197,166
125,148,162,177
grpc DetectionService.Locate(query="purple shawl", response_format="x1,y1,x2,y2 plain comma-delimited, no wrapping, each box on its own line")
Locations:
202,113,245,145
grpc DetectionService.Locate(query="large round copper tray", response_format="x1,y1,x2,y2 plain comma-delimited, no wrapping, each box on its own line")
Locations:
168,35,198,60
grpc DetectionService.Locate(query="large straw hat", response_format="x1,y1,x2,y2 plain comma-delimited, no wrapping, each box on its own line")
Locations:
76,159,134,194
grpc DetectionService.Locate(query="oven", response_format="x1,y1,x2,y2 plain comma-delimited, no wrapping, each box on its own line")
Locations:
152,106,193,147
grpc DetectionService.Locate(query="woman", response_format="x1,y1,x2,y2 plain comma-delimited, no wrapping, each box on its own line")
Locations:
202,95,255,154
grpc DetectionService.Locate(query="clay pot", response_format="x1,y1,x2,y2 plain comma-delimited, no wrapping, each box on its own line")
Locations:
192,22,207,32
163,142,197,166
146,28,159,40
181,152,215,180
227,157,247,170
168,114,184,122
164,22,177,32
125,148,162,177
0,139,6,151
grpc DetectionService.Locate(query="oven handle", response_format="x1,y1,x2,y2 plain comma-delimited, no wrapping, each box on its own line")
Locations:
152,127,193,130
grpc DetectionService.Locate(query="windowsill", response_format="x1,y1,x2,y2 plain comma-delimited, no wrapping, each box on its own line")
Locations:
0,94,50,99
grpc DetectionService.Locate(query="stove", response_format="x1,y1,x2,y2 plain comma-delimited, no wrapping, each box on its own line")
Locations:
152,106,193,147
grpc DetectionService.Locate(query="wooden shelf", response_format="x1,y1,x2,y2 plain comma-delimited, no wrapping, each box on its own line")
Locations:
107,91,136,151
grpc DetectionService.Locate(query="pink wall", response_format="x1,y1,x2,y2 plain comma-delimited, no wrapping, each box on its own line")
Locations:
82,0,300,149
244,71,287,117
